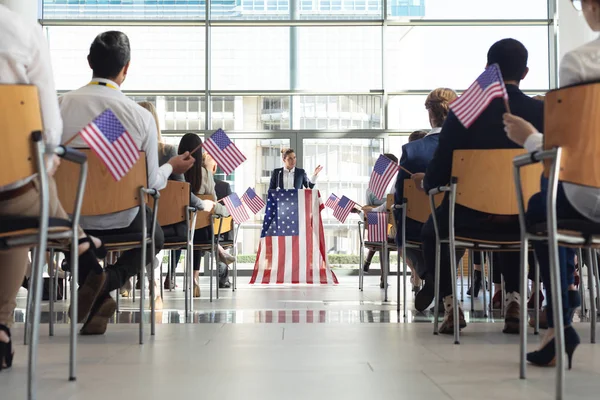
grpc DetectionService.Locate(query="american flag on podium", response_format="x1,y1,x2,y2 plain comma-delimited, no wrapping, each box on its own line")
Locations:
367,212,388,242
368,155,400,200
324,193,339,209
250,189,338,285
450,63,509,128
79,109,139,181
333,195,357,224
202,129,246,175
241,187,266,214
222,193,250,224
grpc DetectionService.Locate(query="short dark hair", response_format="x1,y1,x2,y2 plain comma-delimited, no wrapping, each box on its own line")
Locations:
408,130,428,142
487,38,528,82
89,31,131,79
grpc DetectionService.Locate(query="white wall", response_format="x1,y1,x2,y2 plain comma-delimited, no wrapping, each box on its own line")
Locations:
558,0,597,60
0,0,39,24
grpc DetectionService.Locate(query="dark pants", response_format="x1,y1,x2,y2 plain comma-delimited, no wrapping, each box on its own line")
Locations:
393,218,426,278
526,179,580,327
86,206,165,292
192,227,212,272
421,202,521,298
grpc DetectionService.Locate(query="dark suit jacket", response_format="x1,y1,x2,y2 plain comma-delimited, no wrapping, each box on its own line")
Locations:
214,179,232,201
393,133,440,243
268,167,315,190
424,84,544,193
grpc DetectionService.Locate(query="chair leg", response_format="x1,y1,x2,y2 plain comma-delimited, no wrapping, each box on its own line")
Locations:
49,249,55,337
151,257,156,337
588,248,597,344
401,248,406,320
470,251,475,313
383,244,388,302
534,256,540,335
579,256,587,316
433,239,441,335
482,252,488,318
24,249,37,346
501,276,506,318
449,245,460,345
160,253,164,299
459,257,464,302
519,238,529,380
358,241,364,291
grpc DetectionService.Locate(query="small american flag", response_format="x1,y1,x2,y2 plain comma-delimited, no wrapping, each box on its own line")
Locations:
333,195,357,223
222,192,250,224
203,129,246,175
250,189,338,284
368,155,400,200
325,193,339,209
79,109,139,181
241,187,266,214
367,212,388,242
450,63,508,128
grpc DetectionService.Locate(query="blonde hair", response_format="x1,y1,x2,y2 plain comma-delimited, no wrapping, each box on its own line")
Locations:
138,101,164,155
425,88,458,128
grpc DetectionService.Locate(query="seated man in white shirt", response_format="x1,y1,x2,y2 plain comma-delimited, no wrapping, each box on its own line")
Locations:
59,31,195,335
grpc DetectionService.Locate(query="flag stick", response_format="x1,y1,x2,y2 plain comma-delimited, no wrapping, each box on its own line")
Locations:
399,165,413,175
504,98,512,114
63,133,80,146
188,143,203,158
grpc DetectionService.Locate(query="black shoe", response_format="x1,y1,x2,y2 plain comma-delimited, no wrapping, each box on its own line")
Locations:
415,278,435,312
363,262,370,273
219,280,231,289
467,270,483,298
527,326,580,369
0,325,14,371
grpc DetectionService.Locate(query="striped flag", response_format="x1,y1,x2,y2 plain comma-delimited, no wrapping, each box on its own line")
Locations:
332,195,357,224
368,155,400,200
367,212,387,242
250,189,338,285
325,193,339,209
202,129,246,175
450,63,508,128
222,192,250,224
241,187,266,214
79,109,139,181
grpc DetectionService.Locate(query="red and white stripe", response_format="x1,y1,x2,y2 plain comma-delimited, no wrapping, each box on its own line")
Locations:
368,160,399,200
80,122,139,181
367,212,388,242
451,81,506,128
333,198,356,224
250,189,338,285
203,138,247,175
222,196,250,224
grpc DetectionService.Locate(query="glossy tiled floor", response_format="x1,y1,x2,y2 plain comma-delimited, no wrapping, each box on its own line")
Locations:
3,275,600,399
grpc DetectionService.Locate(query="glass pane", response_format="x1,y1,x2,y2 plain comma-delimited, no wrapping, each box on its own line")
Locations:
209,0,383,20
303,138,383,256
42,0,206,20
47,26,205,91
204,96,291,130
386,26,549,91
387,0,547,20
129,95,206,133
297,95,382,129
212,27,289,90
297,27,382,91
387,95,429,131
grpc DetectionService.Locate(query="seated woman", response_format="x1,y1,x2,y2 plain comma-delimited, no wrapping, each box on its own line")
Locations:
501,0,600,367
269,148,323,190
178,133,232,296
391,88,458,306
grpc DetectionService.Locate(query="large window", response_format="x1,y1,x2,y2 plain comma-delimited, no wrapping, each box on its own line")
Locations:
42,0,554,261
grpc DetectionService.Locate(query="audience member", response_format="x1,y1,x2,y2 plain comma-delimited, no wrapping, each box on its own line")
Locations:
501,0,600,366
420,39,543,334
59,31,194,334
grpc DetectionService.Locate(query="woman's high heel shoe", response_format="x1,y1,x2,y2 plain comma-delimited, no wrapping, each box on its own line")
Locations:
0,325,14,371
79,236,107,259
527,326,580,369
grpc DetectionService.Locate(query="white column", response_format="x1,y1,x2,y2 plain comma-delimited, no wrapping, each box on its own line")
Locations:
0,0,40,24
557,1,596,60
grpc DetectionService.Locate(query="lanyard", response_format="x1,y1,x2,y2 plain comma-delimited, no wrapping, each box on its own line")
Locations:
88,81,119,90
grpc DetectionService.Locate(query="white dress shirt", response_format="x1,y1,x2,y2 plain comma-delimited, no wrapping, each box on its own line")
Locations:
0,5,62,192
59,78,173,229
523,35,600,222
281,167,318,190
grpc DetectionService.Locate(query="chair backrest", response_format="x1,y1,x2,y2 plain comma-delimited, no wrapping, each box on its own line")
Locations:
156,181,190,226
54,149,148,215
544,82,600,188
195,194,234,234
451,149,542,215
0,85,42,186
403,179,444,223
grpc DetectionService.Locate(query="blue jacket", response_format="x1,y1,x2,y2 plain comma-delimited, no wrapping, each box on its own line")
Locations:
269,168,315,190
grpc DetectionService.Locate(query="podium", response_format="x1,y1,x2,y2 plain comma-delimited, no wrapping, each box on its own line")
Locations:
250,189,338,285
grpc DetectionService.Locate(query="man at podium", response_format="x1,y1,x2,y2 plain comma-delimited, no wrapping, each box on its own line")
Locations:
269,148,323,190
